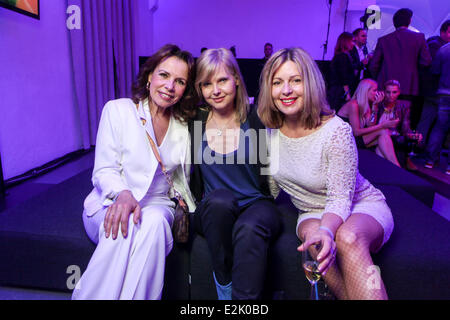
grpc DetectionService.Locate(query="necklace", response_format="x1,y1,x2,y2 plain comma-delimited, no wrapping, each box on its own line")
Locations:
210,113,236,136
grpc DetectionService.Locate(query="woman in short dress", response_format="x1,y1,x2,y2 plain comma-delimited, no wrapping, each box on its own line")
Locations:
258,47,394,300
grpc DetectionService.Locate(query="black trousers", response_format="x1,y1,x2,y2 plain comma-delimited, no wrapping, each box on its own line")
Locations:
194,189,281,299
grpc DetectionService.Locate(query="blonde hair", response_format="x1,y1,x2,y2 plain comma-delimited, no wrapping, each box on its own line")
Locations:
352,79,377,124
195,48,249,123
257,47,334,129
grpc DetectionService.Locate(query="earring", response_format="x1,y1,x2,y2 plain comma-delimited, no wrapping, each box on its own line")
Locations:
146,82,151,90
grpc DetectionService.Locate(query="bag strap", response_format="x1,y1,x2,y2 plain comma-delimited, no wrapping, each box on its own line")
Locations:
137,103,184,202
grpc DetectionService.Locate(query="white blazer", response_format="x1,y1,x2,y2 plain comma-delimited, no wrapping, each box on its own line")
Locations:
83,98,196,217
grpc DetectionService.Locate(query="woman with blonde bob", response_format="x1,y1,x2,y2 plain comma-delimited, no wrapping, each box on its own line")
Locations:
338,79,401,167
188,48,280,300
258,47,394,300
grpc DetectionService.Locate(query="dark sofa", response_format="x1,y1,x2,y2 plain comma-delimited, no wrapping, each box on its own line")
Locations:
0,149,449,299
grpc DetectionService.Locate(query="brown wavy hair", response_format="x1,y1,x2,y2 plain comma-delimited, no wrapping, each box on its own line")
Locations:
131,44,197,122
334,32,354,56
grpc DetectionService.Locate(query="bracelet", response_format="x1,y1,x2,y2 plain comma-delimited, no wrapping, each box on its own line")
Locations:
319,226,335,239
112,193,120,202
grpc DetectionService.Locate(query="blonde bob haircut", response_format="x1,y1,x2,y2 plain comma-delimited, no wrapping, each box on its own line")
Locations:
257,47,334,129
352,79,378,124
195,48,250,123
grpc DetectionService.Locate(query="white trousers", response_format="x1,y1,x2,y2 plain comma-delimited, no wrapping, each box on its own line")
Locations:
72,204,174,300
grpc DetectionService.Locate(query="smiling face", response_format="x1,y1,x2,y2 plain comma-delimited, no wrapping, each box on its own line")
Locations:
200,64,238,113
147,56,188,110
271,60,304,120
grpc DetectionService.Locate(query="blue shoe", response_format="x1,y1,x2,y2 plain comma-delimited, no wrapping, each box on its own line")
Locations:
213,272,232,300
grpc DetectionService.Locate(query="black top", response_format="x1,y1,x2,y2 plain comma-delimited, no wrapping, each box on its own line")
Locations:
329,52,359,94
188,105,272,205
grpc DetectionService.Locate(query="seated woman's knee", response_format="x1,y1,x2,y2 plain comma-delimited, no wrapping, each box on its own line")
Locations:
335,227,368,250
379,129,391,139
204,189,238,209
137,206,173,234
232,213,266,240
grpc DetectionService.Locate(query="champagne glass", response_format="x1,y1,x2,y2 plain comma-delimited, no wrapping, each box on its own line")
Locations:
407,130,420,157
302,243,322,300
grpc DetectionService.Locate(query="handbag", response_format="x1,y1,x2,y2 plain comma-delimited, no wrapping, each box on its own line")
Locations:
144,122,190,244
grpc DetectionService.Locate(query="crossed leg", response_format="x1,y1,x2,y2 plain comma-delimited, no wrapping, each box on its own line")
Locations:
364,129,401,167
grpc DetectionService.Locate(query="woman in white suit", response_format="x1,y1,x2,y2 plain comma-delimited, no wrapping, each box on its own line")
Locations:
72,44,197,300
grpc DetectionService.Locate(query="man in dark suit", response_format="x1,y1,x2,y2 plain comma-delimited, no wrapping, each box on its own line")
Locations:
416,20,450,146
262,42,273,63
369,8,432,128
350,28,371,81
369,8,431,95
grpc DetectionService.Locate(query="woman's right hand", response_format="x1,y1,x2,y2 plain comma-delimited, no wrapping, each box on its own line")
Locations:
104,190,141,240
381,118,400,129
298,228,336,275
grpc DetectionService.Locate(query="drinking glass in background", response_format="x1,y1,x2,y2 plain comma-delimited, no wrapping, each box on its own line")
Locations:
407,130,421,157
388,110,400,136
302,243,322,300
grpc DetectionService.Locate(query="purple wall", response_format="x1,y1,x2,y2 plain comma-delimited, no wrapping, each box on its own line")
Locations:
151,0,450,59
0,1,82,180
152,0,354,59
133,0,154,75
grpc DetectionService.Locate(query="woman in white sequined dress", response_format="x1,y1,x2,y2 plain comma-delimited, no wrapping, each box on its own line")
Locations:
257,47,394,300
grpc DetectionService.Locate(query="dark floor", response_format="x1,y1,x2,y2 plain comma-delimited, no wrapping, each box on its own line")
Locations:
0,151,95,300
0,148,448,299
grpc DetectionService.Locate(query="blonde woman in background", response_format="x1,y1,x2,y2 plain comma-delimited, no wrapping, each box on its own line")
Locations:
338,79,401,167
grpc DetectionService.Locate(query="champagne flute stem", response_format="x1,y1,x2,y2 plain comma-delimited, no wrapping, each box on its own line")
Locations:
310,283,319,300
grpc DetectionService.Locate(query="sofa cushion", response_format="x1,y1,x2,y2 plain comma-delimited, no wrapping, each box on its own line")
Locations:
358,149,435,207
373,185,450,299
0,168,189,299
0,169,95,292
189,190,309,300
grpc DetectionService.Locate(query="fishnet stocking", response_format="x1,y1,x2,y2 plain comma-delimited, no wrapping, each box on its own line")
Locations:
322,264,348,300
299,215,388,300
335,233,388,300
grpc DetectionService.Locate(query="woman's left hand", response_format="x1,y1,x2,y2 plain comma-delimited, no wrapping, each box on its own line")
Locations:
297,229,337,275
